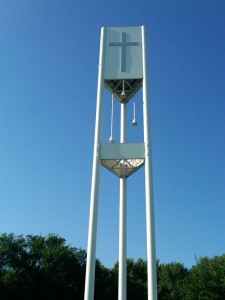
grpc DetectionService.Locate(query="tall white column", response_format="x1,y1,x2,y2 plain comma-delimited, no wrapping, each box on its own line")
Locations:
84,25,156,300
142,26,157,300
84,27,106,300
118,102,127,300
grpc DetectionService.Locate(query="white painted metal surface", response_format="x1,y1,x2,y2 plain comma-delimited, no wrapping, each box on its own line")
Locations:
84,25,157,300
101,143,145,178
104,27,143,79
142,26,157,300
119,103,127,300
84,27,105,300
101,143,145,159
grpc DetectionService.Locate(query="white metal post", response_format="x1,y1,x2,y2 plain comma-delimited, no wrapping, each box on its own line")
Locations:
142,26,157,300
119,102,127,300
84,27,106,300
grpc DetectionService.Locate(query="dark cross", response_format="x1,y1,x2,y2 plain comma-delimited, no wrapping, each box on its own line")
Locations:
109,32,138,72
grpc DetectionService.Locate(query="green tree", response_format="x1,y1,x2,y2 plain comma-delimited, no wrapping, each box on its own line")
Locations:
94,259,115,300
157,261,188,300
127,258,148,300
184,255,225,299
0,233,86,300
111,258,148,300
2,233,225,300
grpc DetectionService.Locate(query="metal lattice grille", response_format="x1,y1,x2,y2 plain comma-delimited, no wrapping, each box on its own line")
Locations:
104,79,143,103
101,158,145,178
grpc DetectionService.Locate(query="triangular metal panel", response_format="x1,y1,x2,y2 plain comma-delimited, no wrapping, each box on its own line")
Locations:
101,158,145,178
104,79,142,103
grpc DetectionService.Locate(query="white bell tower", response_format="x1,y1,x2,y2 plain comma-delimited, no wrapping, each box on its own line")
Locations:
84,26,157,300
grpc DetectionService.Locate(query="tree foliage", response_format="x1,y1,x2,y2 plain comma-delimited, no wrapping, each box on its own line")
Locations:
111,258,148,300
0,233,225,300
0,233,86,300
157,261,188,299
184,255,225,299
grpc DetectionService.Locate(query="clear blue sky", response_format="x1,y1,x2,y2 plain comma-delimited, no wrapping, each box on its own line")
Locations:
0,0,224,269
